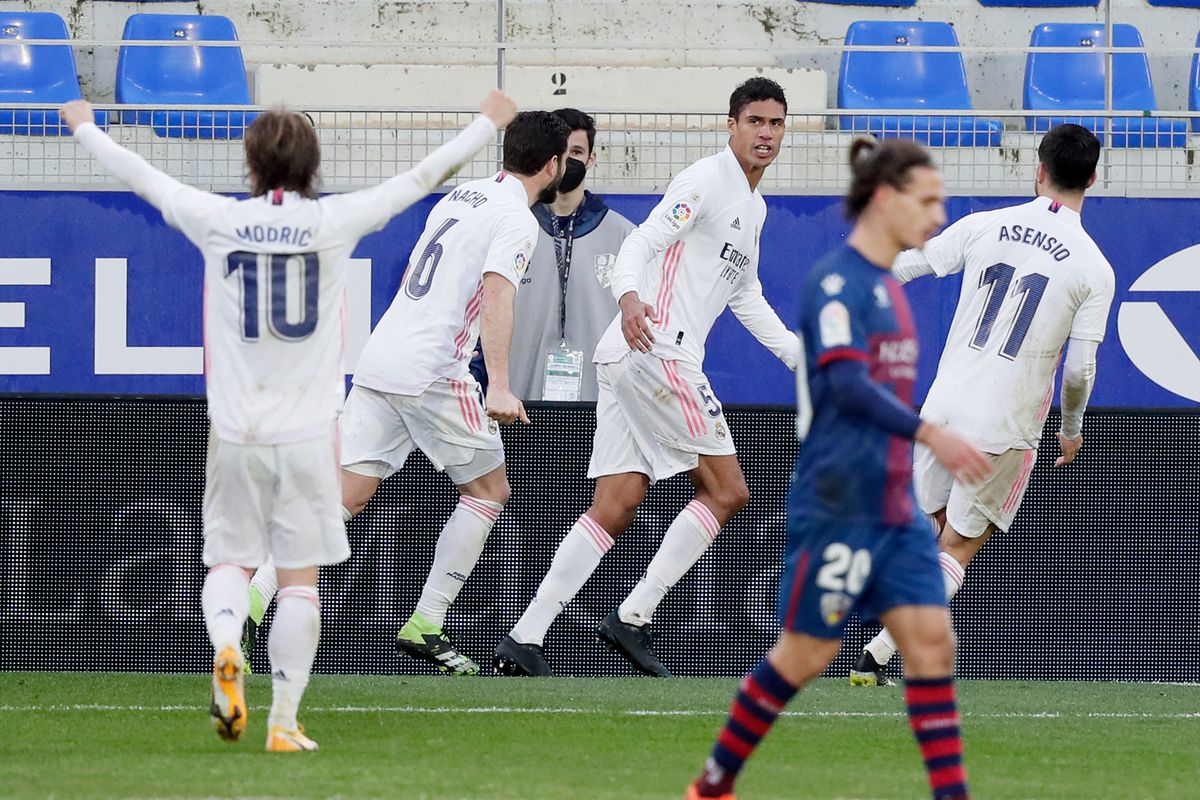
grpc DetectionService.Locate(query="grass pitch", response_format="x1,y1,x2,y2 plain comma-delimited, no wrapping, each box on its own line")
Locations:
0,673,1196,799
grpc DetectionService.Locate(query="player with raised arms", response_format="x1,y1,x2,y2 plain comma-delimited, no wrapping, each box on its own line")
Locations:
686,138,990,800
61,91,517,749
243,110,572,676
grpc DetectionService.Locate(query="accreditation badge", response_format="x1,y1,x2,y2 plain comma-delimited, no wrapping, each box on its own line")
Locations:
543,346,584,401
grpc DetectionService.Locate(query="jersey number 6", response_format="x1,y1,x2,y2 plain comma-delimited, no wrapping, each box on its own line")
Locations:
404,218,459,301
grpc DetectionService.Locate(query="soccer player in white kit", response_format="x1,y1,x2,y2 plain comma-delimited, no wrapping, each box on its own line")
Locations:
61,91,517,748
495,78,800,677
245,112,572,676
852,124,1115,686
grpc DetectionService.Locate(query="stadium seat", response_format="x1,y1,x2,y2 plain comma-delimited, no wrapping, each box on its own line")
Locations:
116,13,255,139
799,1,915,6
1148,0,1200,7
1189,32,1200,132
1024,23,1185,147
0,12,107,135
837,21,1001,147
978,1,1096,7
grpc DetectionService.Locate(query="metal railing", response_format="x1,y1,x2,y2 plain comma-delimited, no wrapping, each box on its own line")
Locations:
3,106,1199,197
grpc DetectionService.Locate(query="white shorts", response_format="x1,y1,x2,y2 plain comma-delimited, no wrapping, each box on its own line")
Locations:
340,380,504,486
913,444,1037,538
202,429,350,570
588,351,736,483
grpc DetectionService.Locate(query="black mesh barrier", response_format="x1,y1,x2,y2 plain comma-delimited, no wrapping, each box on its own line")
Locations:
1,398,1197,680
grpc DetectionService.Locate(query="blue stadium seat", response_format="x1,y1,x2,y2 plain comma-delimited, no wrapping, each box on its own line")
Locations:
0,12,107,135
1024,23,1185,147
837,21,1001,147
1189,32,1200,132
1148,1,1200,7
116,14,255,139
978,1,1096,7
799,1,915,6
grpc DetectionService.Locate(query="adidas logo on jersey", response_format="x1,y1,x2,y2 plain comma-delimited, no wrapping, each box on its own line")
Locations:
730,217,741,230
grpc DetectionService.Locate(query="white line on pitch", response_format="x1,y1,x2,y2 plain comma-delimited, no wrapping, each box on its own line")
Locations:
0,704,1196,719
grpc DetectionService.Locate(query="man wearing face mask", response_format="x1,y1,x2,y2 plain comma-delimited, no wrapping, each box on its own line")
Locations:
505,108,636,402
240,111,571,678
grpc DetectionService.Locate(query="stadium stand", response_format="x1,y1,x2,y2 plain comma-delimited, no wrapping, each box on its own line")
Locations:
837,20,1001,146
116,13,255,139
1188,31,1200,131
0,12,106,136
798,0,915,6
978,1,1098,7
1024,22,1186,147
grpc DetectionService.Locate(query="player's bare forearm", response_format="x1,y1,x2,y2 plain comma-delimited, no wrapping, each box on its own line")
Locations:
480,274,516,393
480,273,529,424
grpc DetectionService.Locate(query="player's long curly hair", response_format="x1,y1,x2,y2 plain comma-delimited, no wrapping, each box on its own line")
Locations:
845,138,934,219
244,109,321,199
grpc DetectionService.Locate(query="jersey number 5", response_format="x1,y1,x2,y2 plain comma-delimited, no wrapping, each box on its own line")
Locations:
225,252,320,342
404,218,459,300
970,262,1049,360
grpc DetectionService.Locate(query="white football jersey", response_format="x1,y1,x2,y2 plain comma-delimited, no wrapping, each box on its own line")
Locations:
593,146,798,371
917,196,1115,453
352,172,538,396
74,116,497,445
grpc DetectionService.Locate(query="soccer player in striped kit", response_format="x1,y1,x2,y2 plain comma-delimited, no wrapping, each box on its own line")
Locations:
852,123,1115,686
496,78,800,677
61,91,517,750
687,138,990,800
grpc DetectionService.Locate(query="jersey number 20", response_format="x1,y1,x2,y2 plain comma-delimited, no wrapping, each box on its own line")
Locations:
225,251,320,342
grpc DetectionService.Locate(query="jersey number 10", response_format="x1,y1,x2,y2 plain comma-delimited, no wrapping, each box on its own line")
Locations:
225,251,320,342
970,262,1049,360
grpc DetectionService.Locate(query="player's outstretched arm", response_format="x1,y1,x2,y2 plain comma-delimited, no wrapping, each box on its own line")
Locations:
916,422,991,485
729,275,800,370
62,99,190,212
824,359,990,483
1056,337,1099,466
479,272,530,425
891,249,935,285
334,90,517,238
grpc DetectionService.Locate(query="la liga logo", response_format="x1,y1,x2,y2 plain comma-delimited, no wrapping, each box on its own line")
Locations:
670,202,693,224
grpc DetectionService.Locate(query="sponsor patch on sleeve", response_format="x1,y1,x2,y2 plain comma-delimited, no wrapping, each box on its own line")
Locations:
661,201,694,232
514,239,533,277
818,300,852,348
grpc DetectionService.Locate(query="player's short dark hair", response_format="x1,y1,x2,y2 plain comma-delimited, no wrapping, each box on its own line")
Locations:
503,111,571,176
728,77,788,120
845,137,935,219
244,109,320,200
553,108,596,154
1038,123,1100,192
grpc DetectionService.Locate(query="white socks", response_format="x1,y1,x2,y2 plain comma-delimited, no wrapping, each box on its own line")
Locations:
414,495,503,628
268,585,321,731
202,564,250,654
619,500,721,626
248,557,278,625
510,513,614,646
865,551,966,666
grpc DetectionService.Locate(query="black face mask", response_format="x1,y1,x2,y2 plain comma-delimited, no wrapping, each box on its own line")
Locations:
556,156,588,194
